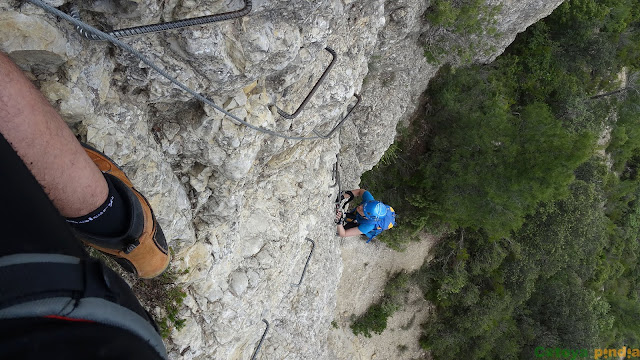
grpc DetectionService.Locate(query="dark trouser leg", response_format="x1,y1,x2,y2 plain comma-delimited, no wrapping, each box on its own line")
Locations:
0,133,163,358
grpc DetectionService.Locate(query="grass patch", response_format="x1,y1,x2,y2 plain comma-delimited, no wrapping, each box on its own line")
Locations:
87,247,189,338
132,265,189,338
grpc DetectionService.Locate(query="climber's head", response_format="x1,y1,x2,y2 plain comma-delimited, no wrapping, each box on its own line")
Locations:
361,201,387,220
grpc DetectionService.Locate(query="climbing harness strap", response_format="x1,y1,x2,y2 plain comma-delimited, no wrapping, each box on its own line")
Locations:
0,253,167,359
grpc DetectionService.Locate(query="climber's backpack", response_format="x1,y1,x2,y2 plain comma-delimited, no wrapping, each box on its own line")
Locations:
359,204,396,243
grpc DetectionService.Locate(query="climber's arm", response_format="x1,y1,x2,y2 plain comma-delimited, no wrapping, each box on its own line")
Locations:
0,52,108,217
349,189,366,197
336,224,363,237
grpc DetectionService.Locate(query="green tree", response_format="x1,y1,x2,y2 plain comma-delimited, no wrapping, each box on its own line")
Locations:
410,68,594,238
606,77,640,172
360,0,640,355
417,180,612,359
606,295,640,345
518,274,613,357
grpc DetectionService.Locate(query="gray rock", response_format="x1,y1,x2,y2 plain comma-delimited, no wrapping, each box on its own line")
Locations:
0,13,68,72
229,271,249,297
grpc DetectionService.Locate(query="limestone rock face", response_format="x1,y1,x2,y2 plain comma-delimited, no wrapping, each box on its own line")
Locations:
0,12,70,71
1,0,562,358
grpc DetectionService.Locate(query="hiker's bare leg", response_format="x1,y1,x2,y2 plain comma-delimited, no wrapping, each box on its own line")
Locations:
0,52,108,217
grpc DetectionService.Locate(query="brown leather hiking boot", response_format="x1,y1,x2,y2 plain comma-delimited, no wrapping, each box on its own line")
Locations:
77,143,170,279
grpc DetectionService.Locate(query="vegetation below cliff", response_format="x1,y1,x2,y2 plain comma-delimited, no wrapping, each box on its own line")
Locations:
356,0,640,358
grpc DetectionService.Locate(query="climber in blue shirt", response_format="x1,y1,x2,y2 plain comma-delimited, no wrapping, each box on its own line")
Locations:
336,189,395,242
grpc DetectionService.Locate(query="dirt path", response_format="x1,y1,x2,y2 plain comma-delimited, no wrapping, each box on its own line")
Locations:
327,235,437,360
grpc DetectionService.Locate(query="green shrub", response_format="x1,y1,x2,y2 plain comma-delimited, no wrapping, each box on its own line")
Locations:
425,0,502,64
131,265,189,338
426,0,500,35
157,285,187,338
350,272,410,337
350,303,391,338
426,0,459,28
366,0,640,358
411,66,596,239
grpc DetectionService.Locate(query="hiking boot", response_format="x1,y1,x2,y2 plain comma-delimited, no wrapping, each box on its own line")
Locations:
77,143,170,279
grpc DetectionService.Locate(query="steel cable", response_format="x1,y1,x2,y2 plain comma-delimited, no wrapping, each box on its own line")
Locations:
26,0,332,140
70,0,252,40
27,0,361,141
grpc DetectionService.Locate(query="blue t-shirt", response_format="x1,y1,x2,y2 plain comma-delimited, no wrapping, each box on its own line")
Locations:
356,191,376,235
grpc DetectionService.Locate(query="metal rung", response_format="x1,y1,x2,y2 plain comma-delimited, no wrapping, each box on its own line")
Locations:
331,155,342,200
292,238,315,287
313,94,361,139
329,161,338,189
251,319,269,360
276,47,337,119
329,155,340,198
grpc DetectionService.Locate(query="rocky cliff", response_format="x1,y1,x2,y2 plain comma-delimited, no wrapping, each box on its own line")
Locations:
1,0,562,358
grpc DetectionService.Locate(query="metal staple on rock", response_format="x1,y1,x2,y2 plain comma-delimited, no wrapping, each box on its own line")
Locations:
70,0,252,40
26,0,358,141
276,47,337,119
329,160,338,190
292,238,315,287
251,319,270,360
313,94,361,139
335,154,342,195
